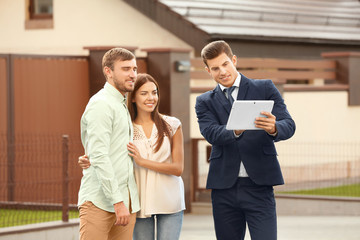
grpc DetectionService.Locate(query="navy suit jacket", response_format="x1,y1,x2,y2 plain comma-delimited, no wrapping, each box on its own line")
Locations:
195,74,296,189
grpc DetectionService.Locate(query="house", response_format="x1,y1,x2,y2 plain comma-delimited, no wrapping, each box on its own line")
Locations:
0,0,359,216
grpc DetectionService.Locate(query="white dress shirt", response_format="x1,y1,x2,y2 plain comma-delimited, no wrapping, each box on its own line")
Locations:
219,73,249,177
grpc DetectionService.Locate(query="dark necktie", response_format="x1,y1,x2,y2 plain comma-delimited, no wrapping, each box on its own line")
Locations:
224,86,236,105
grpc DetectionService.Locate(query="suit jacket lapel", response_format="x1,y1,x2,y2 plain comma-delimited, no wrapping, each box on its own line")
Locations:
237,74,249,100
214,85,232,114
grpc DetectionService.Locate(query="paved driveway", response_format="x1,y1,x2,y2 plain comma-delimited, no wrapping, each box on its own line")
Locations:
180,214,360,240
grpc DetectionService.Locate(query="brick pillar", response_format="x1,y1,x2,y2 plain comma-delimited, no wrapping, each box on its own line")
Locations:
322,52,360,106
142,48,193,212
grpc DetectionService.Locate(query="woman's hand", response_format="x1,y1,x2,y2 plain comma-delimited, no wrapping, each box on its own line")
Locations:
78,154,91,169
127,126,184,176
127,142,144,166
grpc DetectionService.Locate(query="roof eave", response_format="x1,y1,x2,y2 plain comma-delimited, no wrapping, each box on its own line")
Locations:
210,34,360,46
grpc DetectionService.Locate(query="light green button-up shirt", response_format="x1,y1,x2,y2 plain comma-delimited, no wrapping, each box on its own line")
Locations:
78,82,140,213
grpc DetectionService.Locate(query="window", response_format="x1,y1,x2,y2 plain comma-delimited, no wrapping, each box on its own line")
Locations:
29,0,53,19
25,0,53,29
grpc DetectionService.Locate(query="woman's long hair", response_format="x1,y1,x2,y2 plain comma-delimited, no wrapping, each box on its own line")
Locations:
127,73,172,152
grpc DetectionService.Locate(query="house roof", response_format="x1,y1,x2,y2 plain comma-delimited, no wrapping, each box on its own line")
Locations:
159,0,360,43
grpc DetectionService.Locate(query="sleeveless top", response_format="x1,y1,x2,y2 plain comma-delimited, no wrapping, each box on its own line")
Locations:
133,115,186,218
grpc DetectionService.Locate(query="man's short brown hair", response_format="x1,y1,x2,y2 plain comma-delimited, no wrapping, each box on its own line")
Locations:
201,40,233,67
102,48,136,78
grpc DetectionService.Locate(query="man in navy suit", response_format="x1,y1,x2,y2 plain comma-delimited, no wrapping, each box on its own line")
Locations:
195,40,296,240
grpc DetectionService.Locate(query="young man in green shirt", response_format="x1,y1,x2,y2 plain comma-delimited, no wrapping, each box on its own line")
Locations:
78,48,140,240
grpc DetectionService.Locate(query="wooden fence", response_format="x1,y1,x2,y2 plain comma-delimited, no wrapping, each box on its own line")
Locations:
190,56,350,93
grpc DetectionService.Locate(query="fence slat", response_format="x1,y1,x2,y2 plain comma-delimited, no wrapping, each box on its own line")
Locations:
62,135,69,222
237,58,336,69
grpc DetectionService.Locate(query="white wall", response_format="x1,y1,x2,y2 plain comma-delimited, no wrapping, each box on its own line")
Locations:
0,0,192,56
276,91,360,169
283,91,360,142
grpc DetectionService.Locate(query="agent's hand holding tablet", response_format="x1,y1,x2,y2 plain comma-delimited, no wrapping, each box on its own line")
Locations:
226,100,274,130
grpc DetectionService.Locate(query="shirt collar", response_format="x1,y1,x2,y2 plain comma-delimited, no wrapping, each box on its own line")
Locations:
219,72,241,91
104,82,127,103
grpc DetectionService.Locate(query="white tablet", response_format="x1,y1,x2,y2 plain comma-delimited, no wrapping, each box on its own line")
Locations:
226,100,274,130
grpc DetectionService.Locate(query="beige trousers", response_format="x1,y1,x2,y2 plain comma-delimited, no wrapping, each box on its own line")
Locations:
79,201,136,240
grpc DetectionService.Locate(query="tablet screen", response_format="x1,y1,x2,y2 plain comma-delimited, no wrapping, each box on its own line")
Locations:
226,100,274,130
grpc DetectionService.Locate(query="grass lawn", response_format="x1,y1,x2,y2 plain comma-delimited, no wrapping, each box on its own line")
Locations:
1,184,359,228
0,209,79,228
278,184,360,197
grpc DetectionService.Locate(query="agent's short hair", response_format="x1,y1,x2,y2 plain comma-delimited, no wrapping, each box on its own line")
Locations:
201,40,233,67
102,48,135,78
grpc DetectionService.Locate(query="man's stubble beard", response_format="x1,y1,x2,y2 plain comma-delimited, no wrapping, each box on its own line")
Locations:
114,77,135,94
